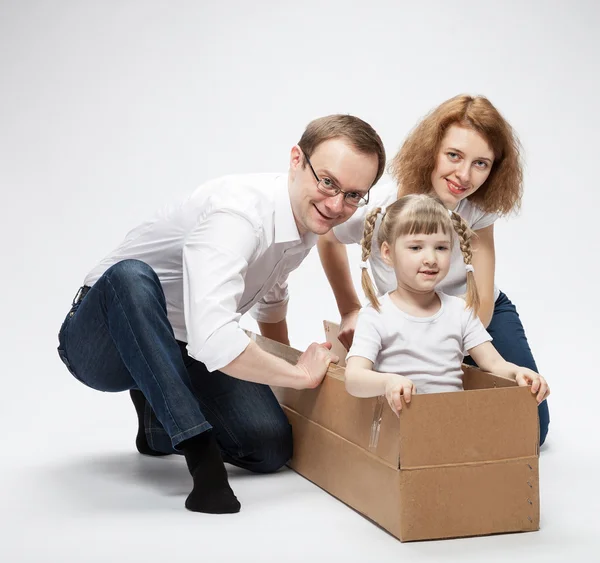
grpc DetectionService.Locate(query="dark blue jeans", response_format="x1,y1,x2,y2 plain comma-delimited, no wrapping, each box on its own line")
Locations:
464,291,550,445
57,259,292,472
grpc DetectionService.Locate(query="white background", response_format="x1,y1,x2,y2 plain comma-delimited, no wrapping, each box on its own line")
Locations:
1,1,599,561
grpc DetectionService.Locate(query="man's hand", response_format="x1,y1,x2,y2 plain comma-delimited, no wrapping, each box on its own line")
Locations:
338,309,360,350
514,368,550,404
384,375,416,416
295,342,339,389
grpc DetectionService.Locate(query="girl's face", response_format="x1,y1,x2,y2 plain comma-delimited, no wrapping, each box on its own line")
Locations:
381,230,452,294
430,124,495,210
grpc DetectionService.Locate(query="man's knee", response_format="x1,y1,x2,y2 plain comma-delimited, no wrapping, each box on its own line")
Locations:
235,419,293,474
106,259,157,285
257,420,293,473
103,260,163,303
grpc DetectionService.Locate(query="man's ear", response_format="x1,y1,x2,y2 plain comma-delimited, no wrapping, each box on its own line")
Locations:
380,241,394,267
289,145,303,180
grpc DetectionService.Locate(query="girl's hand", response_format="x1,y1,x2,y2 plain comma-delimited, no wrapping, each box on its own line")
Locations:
514,368,550,404
384,375,417,416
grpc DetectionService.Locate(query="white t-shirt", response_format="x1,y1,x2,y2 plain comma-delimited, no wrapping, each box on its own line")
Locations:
333,181,500,301
85,173,316,372
347,292,492,394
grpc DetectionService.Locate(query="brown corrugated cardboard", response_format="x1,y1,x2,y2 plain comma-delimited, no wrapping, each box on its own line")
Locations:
249,324,540,541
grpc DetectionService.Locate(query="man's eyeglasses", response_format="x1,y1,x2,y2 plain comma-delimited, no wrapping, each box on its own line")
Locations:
303,152,370,208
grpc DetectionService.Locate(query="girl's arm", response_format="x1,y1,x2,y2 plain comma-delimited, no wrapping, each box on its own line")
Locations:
471,224,496,328
345,356,416,415
317,230,362,349
468,341,550,403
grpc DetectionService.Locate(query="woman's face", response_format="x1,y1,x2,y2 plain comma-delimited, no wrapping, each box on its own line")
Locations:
430,124,495,210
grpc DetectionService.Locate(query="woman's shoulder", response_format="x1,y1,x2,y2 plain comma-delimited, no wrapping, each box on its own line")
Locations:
333,180,398,244
367,180,398,208
456,198,499,229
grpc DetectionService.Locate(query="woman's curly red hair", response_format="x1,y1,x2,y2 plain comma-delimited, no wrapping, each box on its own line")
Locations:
389,94,523,215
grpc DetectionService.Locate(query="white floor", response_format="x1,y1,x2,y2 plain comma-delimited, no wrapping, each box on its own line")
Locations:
3,1,600,561
1,372,597,563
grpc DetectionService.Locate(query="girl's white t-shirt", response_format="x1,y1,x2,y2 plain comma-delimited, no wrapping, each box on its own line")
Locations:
333,182,500,302
347,292,492,394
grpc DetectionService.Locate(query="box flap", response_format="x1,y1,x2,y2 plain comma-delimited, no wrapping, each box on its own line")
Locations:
323,320,348,367
247,331,401,465
398,387,539,468
462,364,518,390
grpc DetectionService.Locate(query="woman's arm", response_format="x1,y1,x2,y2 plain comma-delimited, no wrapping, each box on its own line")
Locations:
471,224,496,327
468,341,550,403
317,230,362,349
258,319,290,346
345,356,416,415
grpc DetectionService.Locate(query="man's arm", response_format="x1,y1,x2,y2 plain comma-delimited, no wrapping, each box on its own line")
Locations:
221,338,337,390
183,210,336,388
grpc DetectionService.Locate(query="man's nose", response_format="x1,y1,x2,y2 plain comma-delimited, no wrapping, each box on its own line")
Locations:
324,192,345,214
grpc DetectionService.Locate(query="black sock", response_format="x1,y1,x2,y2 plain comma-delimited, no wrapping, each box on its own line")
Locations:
129,389,171,457
180,431,241,514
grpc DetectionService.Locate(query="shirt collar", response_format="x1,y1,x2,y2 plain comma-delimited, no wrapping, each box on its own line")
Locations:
274,176,317,247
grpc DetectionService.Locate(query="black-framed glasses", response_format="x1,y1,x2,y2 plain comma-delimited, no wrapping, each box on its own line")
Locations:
303,152,370,208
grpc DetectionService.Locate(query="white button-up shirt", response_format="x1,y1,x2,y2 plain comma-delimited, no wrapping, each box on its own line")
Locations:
85,173,317,372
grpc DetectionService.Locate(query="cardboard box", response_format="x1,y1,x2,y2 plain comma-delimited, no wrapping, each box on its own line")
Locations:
250,322,540,542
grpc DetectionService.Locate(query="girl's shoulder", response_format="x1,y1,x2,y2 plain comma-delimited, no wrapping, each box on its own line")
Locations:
438,292,471,315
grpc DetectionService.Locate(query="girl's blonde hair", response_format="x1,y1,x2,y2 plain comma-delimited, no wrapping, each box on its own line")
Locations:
389,94,523,215
360,194,479,313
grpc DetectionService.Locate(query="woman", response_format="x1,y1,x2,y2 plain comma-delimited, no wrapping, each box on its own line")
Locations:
318,94,550,444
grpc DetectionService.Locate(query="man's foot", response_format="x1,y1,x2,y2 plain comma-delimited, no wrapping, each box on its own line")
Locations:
181,432,241,514
129,389,171,457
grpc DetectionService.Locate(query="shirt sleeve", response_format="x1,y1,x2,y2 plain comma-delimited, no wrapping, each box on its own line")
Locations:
333,204,369,244
249,276,289,323
346,307,383,363
462,306,492,354
182,210,261,372
471,207,499,231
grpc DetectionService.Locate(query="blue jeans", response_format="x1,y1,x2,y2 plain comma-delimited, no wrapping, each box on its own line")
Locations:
57,259,292,472
464,291,550,445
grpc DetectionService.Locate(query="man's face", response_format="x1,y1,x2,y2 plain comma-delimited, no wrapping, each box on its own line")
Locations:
288,139,379,236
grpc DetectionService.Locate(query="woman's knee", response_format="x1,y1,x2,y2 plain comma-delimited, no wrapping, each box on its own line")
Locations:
538,400,550,446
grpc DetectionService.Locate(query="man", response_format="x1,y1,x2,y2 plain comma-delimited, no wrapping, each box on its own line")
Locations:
57,115,385,514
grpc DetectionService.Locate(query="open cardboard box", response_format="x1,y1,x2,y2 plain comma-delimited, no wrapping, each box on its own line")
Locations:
250,321,540,542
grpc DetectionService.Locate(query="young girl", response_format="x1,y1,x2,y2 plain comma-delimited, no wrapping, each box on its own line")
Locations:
319,94,550,444
344,194,549,416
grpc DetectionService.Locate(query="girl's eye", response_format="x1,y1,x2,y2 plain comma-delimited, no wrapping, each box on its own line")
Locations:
437,246,449,251
474,160,488,169
409,246,421,251
447,152,459,160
